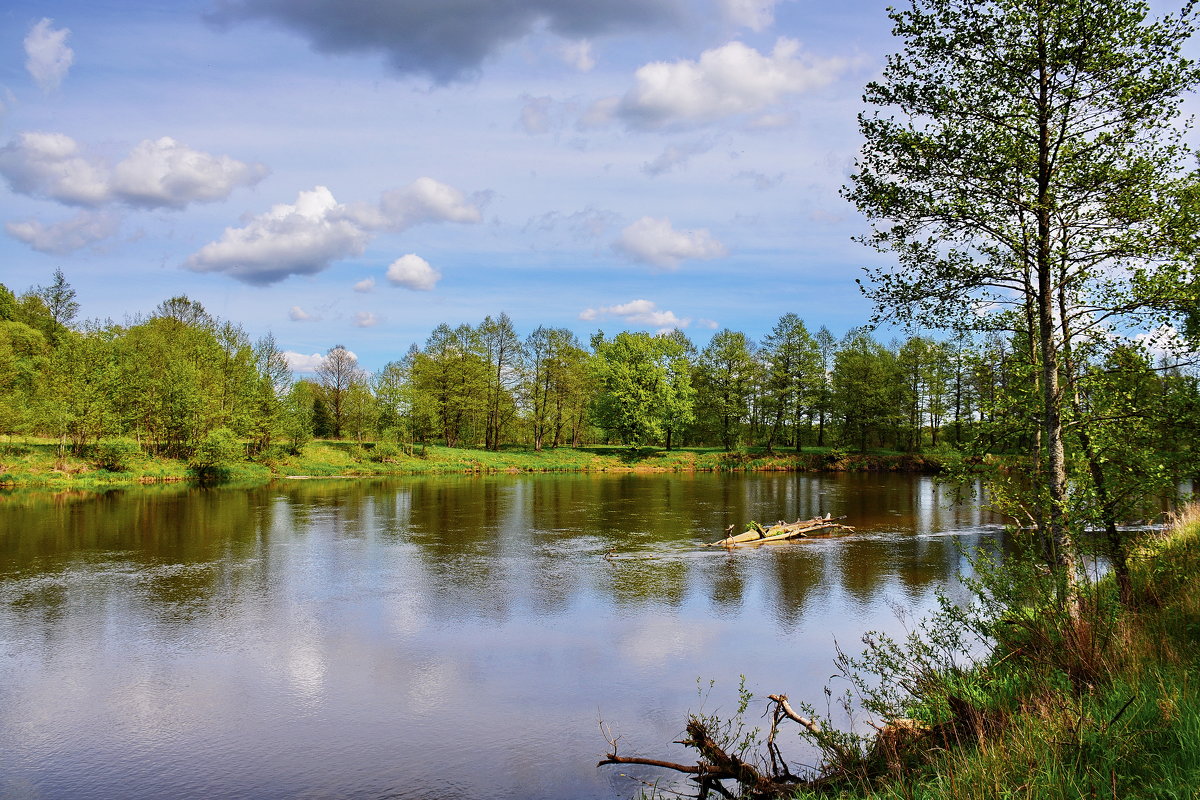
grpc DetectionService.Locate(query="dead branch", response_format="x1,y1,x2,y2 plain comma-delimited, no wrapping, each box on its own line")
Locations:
767,694,858,767
596,753,735,778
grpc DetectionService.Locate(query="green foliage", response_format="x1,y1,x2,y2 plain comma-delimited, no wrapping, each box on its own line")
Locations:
831,329,906,452
34,268,79,328
369,442,402,463
90,437,141,472
590,330,696,448
845,0,1200,585
188,427,244,481
695,328,758,450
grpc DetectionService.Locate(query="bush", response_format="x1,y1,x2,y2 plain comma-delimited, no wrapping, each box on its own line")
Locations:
188,428,244,481
370,442,403,463
253,444,292,465
91,437,141,472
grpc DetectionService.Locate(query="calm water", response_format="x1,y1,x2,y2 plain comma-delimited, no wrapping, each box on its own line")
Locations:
0,472,1000,800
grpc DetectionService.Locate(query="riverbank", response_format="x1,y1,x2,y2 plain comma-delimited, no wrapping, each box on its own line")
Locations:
789,507,1200,799
0,439,952,488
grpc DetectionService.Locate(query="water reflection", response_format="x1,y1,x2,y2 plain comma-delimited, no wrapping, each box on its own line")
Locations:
1,472,1000,800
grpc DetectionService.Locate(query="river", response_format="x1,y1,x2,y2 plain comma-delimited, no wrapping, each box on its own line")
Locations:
0,472,1001,799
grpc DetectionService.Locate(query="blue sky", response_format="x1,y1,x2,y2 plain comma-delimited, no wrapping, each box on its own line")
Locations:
1,0,1163,374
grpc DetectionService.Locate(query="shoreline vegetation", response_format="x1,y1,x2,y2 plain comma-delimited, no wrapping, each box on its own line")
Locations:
600,507,1200,799
0,438,955,489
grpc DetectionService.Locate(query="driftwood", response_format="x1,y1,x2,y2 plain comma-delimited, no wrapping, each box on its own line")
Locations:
598,693,872,799
599,693,941,799
705,515,854,547
599,712,801,799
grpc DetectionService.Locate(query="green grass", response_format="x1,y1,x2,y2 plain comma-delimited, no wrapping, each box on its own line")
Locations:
785,508,1200,800
0,437,950,488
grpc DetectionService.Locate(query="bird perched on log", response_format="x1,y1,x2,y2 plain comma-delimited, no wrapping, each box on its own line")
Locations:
724,523,735,534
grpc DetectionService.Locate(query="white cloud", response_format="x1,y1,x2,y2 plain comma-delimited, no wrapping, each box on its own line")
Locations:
642,140,714,176
0,132,109,206
109,137,269,209
720,0,779,31
0,132,266,211
579,298,691,330
24,19,73,92
5,210,120,254
386,254,441,291
283,351,324,373
186,186,370,285
284,348,360,374
617,38,849,130
354,311,379,327
559,40,596,72
288,306,317,321
185,178,478,285
614,216,727,269
1135,325,1192,364
353,277,376,293
349,177,483,231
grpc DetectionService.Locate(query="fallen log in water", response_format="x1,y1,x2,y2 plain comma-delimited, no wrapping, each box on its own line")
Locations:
705,515,853,547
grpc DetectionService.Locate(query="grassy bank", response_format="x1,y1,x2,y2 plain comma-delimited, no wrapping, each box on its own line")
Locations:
786,508,1200,800
0,439,951,488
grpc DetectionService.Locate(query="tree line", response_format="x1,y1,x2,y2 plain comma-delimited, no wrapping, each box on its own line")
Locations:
3,271,1197,477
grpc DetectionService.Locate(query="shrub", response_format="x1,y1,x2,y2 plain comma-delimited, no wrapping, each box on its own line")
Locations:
188,427,244,481
91,437,141,472
253,444,292,465
370,442,403,463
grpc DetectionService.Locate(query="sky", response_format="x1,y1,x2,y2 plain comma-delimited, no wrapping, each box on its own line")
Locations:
0,0,1190,375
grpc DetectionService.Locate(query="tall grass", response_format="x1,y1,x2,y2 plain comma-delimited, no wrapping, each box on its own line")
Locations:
786,507,1200,800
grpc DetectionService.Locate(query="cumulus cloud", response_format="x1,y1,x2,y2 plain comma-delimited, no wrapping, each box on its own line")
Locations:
642,139,714,176
354,311,380,328
5,211,121,254
110,137,270,209
0,132,109,205
386,254,441,291
208,0,683,83
720,0,779,31
579,299,690,331
24,19,73,92
6,213,116,254
617,38,849,130
0,132,267,210
186,179,479,285
187,186,370,285
288,306,316,321
346,177,483,231
283,351,325,373
284,348,358,374
353,277,375,293
614,216,727,269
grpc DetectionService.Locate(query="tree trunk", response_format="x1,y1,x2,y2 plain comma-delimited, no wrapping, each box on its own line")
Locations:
1036,16,1077,611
